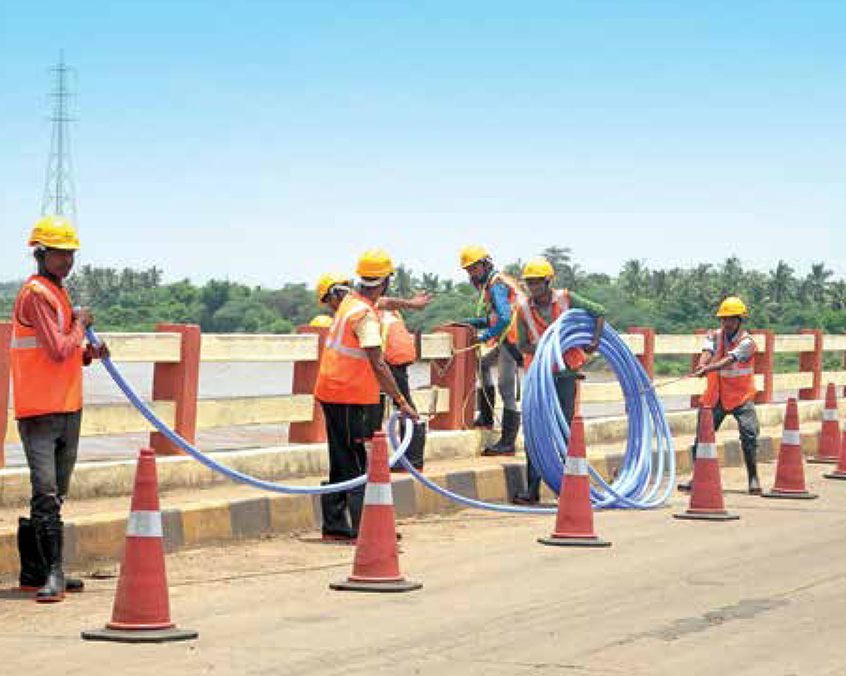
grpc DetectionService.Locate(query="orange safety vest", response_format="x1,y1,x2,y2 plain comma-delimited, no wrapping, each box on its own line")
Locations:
10,275,83,419
477,271,522,346
314,292,381,405
701,329,757,411
517,289,587,371
379,310,417,366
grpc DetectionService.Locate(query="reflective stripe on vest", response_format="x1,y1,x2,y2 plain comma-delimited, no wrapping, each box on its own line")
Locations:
314,293,381,405
10,275,83,418
701,329,757,410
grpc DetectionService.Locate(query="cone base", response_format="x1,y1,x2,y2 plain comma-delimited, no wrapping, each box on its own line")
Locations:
537,535,611,548
81,627,198,643
673,511,740,521
807,457,838,464
761,490,818,500
330,579,422,593
823,471,846,480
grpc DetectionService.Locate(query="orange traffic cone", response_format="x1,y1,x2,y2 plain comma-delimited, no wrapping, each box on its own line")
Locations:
538,416,610,547
674,407,739,521
330,432,422,592
82,449,198,643
824,428,846,481
809,383,841,464
762,398,817,499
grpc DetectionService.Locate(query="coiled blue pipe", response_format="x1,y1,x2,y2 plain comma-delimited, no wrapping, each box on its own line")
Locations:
86,328,412,495
522,310,674,508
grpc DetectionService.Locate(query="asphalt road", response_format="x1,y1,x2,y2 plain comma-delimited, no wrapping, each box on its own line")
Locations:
1,466,844,676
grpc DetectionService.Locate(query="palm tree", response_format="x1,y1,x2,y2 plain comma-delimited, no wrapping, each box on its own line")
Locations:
805,263,833,304
767,260,795,304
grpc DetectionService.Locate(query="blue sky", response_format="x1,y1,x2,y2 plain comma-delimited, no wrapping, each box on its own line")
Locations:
1,1,844,287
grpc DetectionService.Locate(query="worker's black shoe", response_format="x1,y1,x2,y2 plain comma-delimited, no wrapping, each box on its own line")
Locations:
677,480,692,492
482,409,520,456
34,522,65,603
748,476,762,495
511,492,539,506
321,527,357,543
473,386,496,428
743,446,761,495
17,518,83,593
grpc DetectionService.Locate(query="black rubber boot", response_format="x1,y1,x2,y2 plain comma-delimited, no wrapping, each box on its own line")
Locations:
35,521,65,603
677,444,696,492
482,409,520,456
347,486,366,538
512,457,542,505
743,445,761,495
321,483,354,540
19,518,83,593
473,386,495,428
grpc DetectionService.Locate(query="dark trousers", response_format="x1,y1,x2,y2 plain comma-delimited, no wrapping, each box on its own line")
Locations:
320,402,371,534
526,375,576,499
367,363,426,469
18,411,82,526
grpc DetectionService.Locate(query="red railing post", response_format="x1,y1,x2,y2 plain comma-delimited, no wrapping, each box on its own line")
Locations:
627,326,655,379
0,322,11,468
288,325,328,444
149,324,201,455
429,325,476,431
798,329,823,401
689,329,708,408
753,329,774,404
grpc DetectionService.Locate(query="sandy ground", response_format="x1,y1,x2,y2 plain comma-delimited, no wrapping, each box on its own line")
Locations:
0,465,844,676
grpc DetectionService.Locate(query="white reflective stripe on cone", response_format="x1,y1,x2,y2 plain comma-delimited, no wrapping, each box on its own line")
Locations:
782,430,801,446
364,483,393,505
564,456,588,476
697,443,718,459
822,409,838,422
126,510,163,538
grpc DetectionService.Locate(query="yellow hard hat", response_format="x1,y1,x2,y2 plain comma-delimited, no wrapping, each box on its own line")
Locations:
309,314,334,328
522,257,555,280
28,216,80,250
459,245,490,269
316,273,351,303
716,296,748,318
355,249,394,279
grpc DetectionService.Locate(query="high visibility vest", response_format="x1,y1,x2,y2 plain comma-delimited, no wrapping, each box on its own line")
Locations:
314,292,381,405
379,310,416,366
475,271,522,346
701,329,757,411
10,275,83,419
517,289,587,371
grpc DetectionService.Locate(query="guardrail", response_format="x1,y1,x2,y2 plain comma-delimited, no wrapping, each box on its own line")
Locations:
0,322,843,468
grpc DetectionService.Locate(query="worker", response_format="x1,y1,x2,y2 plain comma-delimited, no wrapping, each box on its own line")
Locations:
512,257,605,505
316,272,429,469
314,250,419,541
679,296,761,495
11,217,109,602
373,293,431,471
459,245,524,456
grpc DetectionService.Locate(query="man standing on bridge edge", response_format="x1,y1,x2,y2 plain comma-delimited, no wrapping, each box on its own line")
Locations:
679,296,761,495
10,217,109,602
512,257,605,505
314,250,418,541
459,245,524,456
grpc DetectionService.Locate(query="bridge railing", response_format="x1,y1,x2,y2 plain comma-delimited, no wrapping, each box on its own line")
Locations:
0,322,843,467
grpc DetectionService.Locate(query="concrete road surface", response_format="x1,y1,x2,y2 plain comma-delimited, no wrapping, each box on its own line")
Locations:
1,466,844,676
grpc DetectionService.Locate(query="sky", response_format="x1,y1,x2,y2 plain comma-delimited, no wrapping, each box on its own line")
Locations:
1,1,844,288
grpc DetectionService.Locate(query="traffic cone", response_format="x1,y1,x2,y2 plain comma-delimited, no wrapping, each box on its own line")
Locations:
823,427,846,481
82,449,198,643
330,431,422,592
674,407,739,521
809,383,841,464
762,398,817,499
538,416,610,547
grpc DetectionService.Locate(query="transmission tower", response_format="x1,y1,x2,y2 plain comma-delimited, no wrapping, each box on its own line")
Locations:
40,54,78,223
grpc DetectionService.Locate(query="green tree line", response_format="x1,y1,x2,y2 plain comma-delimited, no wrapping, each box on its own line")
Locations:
1,250,845,341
